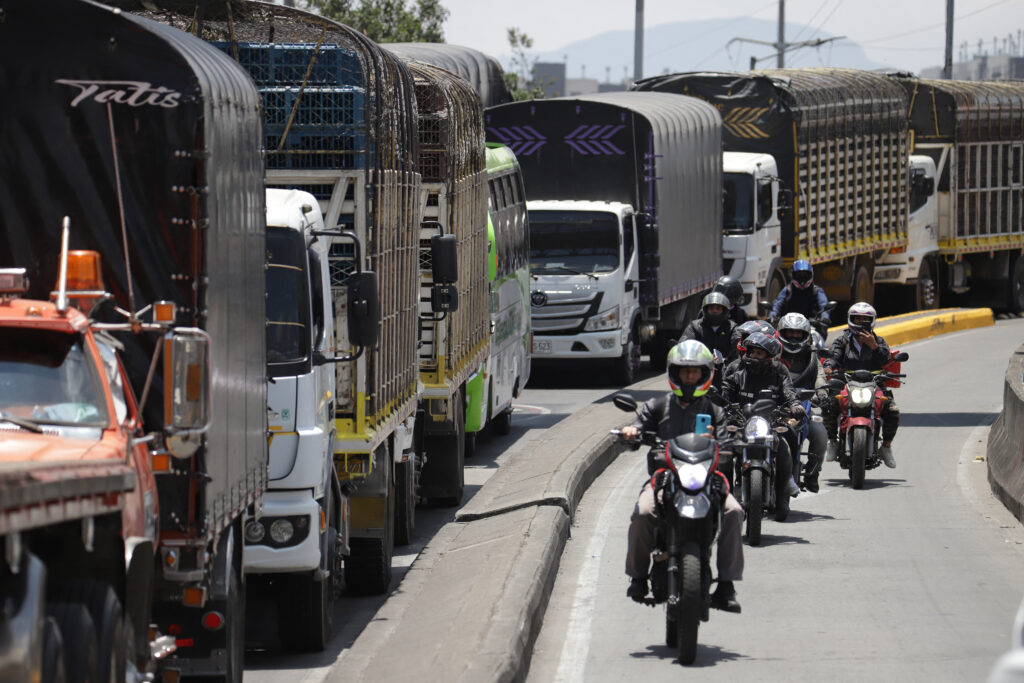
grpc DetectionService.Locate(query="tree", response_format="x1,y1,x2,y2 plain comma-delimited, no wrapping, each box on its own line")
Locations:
299,0,449,43
504,27,547,101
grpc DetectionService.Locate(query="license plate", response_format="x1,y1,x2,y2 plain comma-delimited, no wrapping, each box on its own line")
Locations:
534,339,552,354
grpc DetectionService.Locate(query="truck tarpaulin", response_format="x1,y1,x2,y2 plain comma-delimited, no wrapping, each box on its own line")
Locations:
0,0,267,537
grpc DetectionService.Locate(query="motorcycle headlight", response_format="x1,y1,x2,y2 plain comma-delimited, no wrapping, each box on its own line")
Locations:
676,462,711,493
850,386,873,408
584,307,619,331
744,416,771,441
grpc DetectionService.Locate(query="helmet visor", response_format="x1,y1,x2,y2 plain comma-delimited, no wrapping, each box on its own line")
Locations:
793,271,812,285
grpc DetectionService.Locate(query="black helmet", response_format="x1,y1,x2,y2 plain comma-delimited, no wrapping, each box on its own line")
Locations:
713,276,743,308
736,320,776,353
742,331,780,374
701,291,731,327
777,312,812,354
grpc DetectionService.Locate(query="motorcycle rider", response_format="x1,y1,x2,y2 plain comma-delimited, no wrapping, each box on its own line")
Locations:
713,275,750,324
731,319,777,358
769,259,831,332
682,291,739,364
721,331,804,517
822,302,900,468
620,340,745,613
777,312,829,492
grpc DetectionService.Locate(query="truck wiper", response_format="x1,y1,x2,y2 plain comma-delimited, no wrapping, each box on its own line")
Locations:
550,266,599,280
0,412,44,433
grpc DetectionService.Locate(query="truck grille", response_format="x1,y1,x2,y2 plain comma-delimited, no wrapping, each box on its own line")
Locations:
530,291,603,335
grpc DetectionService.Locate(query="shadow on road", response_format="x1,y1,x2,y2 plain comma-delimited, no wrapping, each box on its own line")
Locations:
899,411,998,428
630,642,745,667
527,359,660,389
749,532,812,547
822,476,908,490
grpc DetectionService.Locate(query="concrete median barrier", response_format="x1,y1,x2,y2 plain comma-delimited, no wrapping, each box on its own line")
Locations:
987,343,1024,525
828,307,995,346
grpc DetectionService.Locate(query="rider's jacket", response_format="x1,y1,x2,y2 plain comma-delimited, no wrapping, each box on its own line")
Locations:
681,315,738,362
782,350,826,392
729,306,749,325
823,330,891,372
631,393,727,475
721,360,800,414
770,283,830,322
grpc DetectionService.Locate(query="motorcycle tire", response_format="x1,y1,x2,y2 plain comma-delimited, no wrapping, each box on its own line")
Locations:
850,429,868,489
676,542,702,665
746,470,764,546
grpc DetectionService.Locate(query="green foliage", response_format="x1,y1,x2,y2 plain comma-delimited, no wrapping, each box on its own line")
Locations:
299,0,449,43
505,27,547,101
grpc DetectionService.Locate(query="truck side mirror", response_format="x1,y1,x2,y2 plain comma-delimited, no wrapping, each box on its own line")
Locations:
164,329,211,459
431,284,459,313
347,271,379,348
431,234,458,285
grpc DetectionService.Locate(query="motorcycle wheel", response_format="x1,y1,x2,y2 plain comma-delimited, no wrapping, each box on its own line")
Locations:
746,470,764,546
850,429,868,489
676,542,702,665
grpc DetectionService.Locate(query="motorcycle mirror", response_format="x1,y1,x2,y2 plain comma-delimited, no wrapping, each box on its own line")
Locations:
827,378,845,391
892,351,909,362
612,393,638,413
824,300,838,312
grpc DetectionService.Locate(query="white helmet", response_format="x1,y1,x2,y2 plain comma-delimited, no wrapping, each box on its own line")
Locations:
847,301,877,332
777,312,812,354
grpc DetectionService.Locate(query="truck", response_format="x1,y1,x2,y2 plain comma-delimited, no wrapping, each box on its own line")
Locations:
634,69,911,310
485,92,724,379
874,76,1024,313
400,59,490,497
0,2,267,681
384,42,514,109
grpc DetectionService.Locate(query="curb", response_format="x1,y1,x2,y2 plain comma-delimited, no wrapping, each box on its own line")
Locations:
827,307,995,346
987,342,1024,525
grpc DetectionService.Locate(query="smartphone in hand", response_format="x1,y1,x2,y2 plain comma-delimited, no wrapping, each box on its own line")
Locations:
695,413,712,436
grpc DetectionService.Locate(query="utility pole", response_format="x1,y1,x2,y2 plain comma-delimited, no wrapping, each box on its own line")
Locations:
729,0,843,69
942,0,953,79
634,0,644,82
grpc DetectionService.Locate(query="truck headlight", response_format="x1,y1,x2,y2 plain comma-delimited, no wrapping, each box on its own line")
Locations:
269,519,295,544
585,307,619,331
244,520,266,544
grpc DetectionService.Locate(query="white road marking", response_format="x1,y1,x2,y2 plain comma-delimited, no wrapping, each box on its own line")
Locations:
554,456,643,683
512,403,552,414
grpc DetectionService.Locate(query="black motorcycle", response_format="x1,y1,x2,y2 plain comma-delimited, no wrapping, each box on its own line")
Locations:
612,394,723,665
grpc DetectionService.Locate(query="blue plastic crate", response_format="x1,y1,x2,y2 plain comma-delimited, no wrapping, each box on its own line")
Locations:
260,86,365,128
213,42,363,87
264,125,368,170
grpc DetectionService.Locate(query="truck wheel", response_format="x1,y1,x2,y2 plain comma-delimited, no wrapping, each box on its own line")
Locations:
41,616,67,683
766,268,786,305
851,264,874,305
423,394,466,507
54,581,125,683
224,562,246,683
47,602,98,683
464,430,477,458
394,457,416,546
279,568,333,652
613,337,637,385
492,407,512,436
345,456,395,595
1009,255,1024,314
915,258,939,310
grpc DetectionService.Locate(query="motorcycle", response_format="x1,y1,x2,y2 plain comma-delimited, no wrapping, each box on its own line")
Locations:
611,393,723,665
714,390,810,545
826,351,909,488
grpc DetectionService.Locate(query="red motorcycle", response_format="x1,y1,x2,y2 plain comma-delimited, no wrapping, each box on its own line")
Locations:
827,350,908,488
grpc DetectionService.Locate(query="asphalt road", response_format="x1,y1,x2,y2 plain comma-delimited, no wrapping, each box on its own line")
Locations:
243,358,651,681
527,319,1024,682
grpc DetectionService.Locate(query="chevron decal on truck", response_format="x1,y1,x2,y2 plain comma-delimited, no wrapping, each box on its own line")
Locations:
722,107,770,139
486,125,547,156
564,124,626,155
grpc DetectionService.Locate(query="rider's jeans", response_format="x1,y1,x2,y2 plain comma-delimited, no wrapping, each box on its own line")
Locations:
626,481,744,582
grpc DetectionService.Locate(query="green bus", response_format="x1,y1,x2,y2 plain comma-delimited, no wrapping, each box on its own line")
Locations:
464,143,532,453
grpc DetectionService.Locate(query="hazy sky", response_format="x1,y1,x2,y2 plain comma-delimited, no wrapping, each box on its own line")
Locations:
440,0,1024,75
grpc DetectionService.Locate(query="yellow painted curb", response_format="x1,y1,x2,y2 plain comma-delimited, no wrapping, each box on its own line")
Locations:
827,308,995,346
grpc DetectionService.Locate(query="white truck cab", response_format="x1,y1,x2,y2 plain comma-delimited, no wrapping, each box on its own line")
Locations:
247,188,338,578
527,199,640,382
721,151,784,314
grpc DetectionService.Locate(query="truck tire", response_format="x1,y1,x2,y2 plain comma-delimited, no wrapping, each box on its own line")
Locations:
53,581,125,683
766,268,787,305
851,264,874,305
1009,255,1024,314
464,430,477,458
914,258,939,310
345,457,395,595
492,407,512,436
47,602,98,683
279,569,333,652
394,457,416,546
613,337,638,386
422,394,466,507
41,616,67,683
224,562,246,683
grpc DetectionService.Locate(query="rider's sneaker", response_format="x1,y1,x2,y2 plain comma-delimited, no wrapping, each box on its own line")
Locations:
627,577,648,603
710,581,741,614
785,477,800,498
879,445,896,468
825,440,839,462
803,472,819,493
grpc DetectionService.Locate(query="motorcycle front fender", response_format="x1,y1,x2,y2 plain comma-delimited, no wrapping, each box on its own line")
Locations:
845,417,873,430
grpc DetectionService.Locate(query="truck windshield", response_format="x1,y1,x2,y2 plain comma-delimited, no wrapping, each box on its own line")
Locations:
724,173,754,234
529,210,620,275
266,226,311,374
0,329,108,427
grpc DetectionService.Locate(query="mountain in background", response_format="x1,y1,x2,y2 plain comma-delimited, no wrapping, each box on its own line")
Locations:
507,17,912,84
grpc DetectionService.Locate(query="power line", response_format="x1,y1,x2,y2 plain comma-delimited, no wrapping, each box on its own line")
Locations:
858,0,1014,46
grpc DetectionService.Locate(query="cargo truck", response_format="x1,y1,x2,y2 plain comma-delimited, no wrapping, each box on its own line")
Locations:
401,59,490,499
385,42,513,109
874,76,1024,313
635,69,910,307
485,92,724,379
0,2,267,681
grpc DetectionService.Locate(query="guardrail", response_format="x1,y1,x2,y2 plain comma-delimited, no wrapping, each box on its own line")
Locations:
987,342,1024,524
